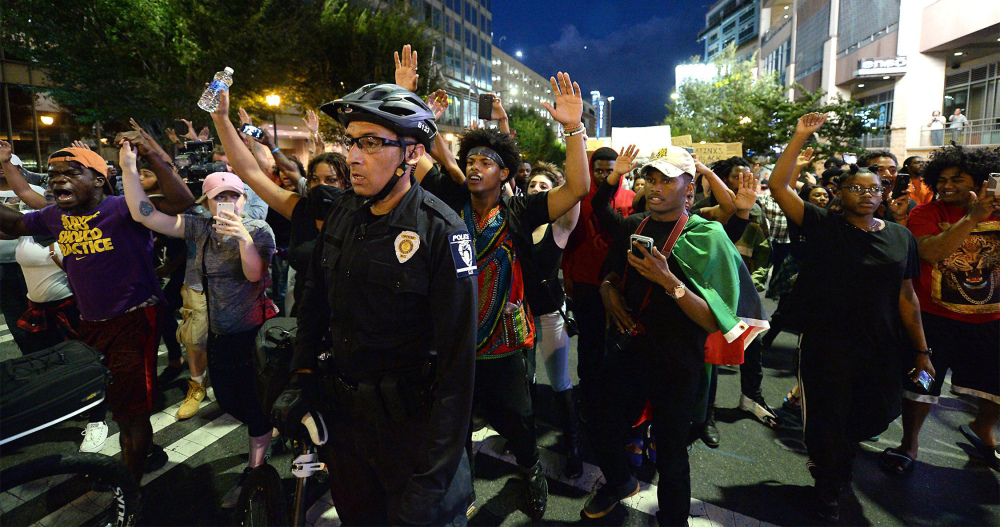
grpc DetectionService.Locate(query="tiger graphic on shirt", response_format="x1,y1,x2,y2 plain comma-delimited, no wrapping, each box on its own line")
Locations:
932,219,1000,314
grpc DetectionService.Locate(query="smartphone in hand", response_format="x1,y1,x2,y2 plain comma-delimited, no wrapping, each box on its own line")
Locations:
478,94,495,121
891,173,911,200
216,202,236,218
988,173,1000,197
842,152,857,165
630,234,655,259
240,123,265,140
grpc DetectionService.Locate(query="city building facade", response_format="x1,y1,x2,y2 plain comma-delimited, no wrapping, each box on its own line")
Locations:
756,0,1000,158
700,0,762,63
491,46,598,138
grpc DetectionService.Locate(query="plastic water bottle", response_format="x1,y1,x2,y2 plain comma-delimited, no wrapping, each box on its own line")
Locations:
197,67,234,112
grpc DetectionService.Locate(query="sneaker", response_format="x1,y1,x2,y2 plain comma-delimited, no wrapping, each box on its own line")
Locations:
146,443,169,472
176,379,206,420
582,477,640,519
80,422,109,453
221,467,253,509
739,394,778,427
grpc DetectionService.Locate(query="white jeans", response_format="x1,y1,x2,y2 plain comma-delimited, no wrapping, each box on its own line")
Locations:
534,306,572,392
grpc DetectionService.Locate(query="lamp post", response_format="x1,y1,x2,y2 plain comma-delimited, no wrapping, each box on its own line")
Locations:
266,94,280,147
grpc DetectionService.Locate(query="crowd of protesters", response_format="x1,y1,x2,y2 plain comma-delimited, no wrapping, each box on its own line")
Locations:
0,43,998,526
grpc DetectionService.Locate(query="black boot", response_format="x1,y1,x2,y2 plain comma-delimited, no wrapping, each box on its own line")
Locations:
523,460,548,520
702,405,720,448
556,389,583,478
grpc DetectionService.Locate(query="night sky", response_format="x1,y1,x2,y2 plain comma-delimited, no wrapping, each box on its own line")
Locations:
491,1,710,127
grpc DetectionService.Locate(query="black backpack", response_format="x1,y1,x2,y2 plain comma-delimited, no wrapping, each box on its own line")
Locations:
253,317,297,416
1,341,109,445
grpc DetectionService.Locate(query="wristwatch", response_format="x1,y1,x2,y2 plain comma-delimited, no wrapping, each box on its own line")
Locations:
667,283,686,299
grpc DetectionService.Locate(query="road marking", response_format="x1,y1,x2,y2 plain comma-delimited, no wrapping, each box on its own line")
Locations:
30,411,242,527
1,389,216,514
300,428,780,527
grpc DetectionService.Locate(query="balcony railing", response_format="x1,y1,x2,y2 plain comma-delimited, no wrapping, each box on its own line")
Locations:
859,131,891,150
919,118,1000,148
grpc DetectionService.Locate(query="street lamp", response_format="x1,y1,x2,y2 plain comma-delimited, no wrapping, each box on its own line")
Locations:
39,116,54,125
266,94,280,145
515,51,523,58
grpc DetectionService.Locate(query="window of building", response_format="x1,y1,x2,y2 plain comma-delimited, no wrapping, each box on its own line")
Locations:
943,62,1000,121
837,0,900,56
858,90,894,130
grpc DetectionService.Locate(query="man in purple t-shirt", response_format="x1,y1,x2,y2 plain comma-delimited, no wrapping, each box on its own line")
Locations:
0,143,193,484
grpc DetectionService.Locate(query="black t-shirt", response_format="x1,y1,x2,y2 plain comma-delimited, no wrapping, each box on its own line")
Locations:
266,206,292,249
790,202,920,357
606,214,708,367
287,186,338,273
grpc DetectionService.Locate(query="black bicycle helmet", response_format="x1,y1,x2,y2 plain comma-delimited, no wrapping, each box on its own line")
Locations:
320,83,437,148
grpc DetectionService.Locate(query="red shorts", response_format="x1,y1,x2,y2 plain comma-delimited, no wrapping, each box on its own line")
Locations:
79,305,162,422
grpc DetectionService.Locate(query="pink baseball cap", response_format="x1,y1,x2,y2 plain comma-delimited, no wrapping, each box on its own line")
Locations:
202,172,245,199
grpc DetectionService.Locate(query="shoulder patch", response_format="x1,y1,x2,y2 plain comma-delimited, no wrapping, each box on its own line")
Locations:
449,231,478,278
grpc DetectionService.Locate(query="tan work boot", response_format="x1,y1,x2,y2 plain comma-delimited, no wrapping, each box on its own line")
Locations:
177,379,206,420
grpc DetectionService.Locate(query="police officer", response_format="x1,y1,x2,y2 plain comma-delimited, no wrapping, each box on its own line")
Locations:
272,83,478,526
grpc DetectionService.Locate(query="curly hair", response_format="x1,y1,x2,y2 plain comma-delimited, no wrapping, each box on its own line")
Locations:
858,150,897,168
457,127,521,182
710,156,751,180
530,161,563,187
307,152,350,188
922,145,1000,188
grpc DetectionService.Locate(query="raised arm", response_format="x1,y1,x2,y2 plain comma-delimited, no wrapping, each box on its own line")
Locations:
114,130,194,215
0,140,47,210
424,90,466,185
770,113,826,226
693,157,737,223
210,89,301,220
541,72,589,221
916,182,999,263
119,142,185,238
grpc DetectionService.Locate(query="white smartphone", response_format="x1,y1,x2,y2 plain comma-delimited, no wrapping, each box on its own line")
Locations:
988,173,1000,197
216,202,235,217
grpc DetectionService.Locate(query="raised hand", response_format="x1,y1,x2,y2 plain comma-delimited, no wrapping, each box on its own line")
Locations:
71,140,92,151
211,85,230,119
394,44,419,92
114,131,154,157
491,94,508,122
541,72,583,128
0,140,12,164
425,90,449,121
303,109,320,135
795,146,815,172
238,107,253,127
733,171,759,212
795,113,826,136
165,127,181,145
118,140,138,169
198,126,210,142
968,181,1000,223
180,118,198,141
613,145,640,177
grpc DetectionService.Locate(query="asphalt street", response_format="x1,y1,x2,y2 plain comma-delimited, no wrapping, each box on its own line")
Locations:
1,294,998,526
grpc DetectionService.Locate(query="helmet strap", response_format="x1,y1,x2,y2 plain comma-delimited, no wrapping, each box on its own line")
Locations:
365,157,412,208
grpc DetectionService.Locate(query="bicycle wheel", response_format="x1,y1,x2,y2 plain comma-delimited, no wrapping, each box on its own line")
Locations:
233,463,288,527
0,452,140,527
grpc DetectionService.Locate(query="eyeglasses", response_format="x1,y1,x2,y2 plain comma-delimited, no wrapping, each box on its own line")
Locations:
343,135,412,154
841,185,886,197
